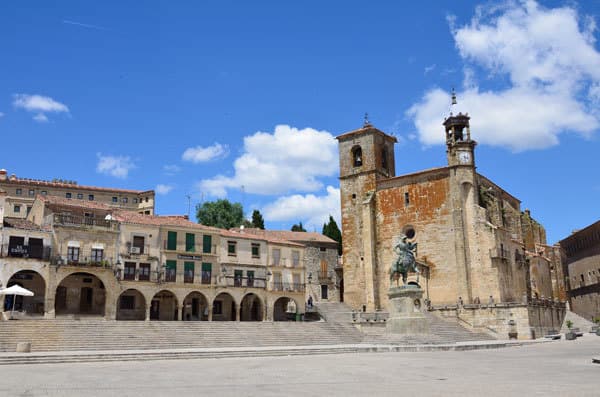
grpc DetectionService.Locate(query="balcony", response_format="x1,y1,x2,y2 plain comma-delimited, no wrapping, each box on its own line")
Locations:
0,244,52,260
125,242,150,256
162,241,218,255
271,282,305,292
490,247,510,261
53,213,117,230
50,254,114,268
222,276,266,289
318,271,333,282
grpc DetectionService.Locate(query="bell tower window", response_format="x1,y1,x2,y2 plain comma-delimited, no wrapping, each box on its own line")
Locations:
381,147,388,170
352,146,363,167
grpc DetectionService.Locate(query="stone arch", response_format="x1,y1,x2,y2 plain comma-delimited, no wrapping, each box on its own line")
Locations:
55,272,106,316
4,270,46,315
150,290,178,320
183,291,209,321
116,289,146,320
212,292,236,321
273,296,299,321
240,293,263,321
351,145,363,167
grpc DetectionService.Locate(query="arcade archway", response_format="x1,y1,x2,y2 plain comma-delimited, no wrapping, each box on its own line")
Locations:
183,291,209,321
4,270,46,315
273,297,297,321
212,292,236,321
150,290,178,321
116,289,146,320
55,272,106,316
240,293,263,321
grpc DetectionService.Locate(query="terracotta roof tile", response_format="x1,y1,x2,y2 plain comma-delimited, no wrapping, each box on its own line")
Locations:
219,228,305,247
232,228,337,245
3,217,51,232
40,195,115,211
2,177,153,195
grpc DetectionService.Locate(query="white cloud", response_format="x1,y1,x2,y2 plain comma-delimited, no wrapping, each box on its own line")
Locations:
162,164,181,176
182,143,228,163
96,154,135,179
424,64,436,75
407,1,600,151
33,113,48,123
155,184,174,195
198,125,338,197
13,94,69,122
262,186,340,231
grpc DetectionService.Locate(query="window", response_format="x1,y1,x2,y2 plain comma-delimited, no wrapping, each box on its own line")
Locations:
26,206,32,215
184,262,194,283
381,147,388,170
65,192,71,199
185,233,195,252
145,197,149,202
139,263,150,281
247,270,255,287
91,248,104,263
133,198,138,203
28,189,35,197
120,295,135,310
112,196,118,203
228,241,237,256
67,247,80,263
15,188,22,196
41,190,47,196
352,146,363,167
167,231,177,250
132,236,145,254
13,204,21,213
293,273,301,290
77,193,83,199
88,194,94,201
203,235,212,253
122,197,128,203
404,192,410,206
321,284,328,299
251,243,260,258
165,260,176,282
234,269,243,287
272,249,281,266
292,250,300,267
201,263,212,284
124,262,136,280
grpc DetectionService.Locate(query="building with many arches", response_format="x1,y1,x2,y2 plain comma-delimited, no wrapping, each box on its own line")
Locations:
0,189,311,322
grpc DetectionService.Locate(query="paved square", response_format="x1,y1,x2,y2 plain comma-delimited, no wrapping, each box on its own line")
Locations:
1,336,598,397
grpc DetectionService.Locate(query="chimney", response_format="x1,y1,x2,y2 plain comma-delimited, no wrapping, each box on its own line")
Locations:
0,169,6,181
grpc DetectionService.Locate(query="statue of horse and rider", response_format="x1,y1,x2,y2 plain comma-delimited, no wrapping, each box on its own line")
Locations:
390,234,419,287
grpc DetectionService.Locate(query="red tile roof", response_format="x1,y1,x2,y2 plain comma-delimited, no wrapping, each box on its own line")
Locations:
2,176,153,195
231,228,337,245
114,211,221,232
3,217,51,232
39,195,115,211
220,228,305,247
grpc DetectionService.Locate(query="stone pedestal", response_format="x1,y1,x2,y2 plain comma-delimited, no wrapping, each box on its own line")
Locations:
386,286,430,334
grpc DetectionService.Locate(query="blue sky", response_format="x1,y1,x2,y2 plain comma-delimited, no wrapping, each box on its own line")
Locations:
1,0,599,243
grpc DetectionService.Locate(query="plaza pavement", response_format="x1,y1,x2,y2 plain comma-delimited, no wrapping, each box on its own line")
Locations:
0,334,598,397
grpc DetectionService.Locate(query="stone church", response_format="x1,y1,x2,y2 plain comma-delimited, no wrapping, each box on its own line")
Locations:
337,111,566,338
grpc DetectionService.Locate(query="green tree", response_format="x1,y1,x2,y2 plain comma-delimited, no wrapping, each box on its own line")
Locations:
251,209,265,229
291,222,306,232
196,199,244,229
322,215,342,254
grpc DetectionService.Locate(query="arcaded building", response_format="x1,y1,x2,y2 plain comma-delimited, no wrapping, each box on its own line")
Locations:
560,220,600,321
337,113,566,338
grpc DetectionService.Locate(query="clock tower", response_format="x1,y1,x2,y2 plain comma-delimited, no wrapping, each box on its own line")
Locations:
444,112,476,168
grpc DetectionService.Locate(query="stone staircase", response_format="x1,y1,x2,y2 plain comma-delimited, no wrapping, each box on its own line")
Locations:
314,302,355,323
0,320,364,353
362,312,496,345
560,311,596,333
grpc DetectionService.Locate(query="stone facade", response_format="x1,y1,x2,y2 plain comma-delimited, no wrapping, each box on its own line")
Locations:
1,194,308,323
0,168,155,217
337,115,566,338
559,220,600,321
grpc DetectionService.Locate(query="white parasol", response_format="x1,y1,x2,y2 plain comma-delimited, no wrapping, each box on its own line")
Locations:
0,285,34,318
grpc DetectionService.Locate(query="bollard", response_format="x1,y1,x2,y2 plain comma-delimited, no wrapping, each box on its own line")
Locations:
16,342,31,353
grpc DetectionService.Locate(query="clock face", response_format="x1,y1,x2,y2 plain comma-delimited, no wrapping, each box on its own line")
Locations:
458,151,471,164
